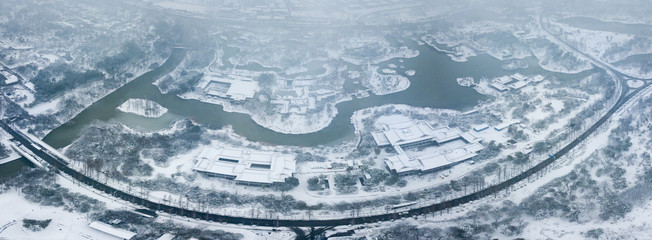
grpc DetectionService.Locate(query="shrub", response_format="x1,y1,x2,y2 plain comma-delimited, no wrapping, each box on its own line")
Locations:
22,219,51,231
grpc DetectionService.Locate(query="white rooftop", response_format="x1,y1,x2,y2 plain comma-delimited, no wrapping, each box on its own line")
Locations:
372,120,462,147
157,234,175,240
495,120,521,131
204,75,259,101
490,83,509,91
532,75,545,82
374,118,484,175
385,142,483,174
511,73,527,81
1,71,18,84
495,75,513,85
472,124,490,132
226,80,258,100
88,221,136,240
510,81,528,90
193,147,296,185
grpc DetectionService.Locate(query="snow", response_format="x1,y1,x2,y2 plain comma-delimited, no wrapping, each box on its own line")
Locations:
88,221,136,240
4,86,35,107
0,191,111,240
0,129,21,165
41,54,60,64
1,71,18,84
154,1,209,14
519,210,652,240
528,35,594,74
26,99,61,116
367,66,411,95
626,79,645,88
0,176,292,239
117,99,168,118
456,77,474,87
447,45,477,62
550,21,652,63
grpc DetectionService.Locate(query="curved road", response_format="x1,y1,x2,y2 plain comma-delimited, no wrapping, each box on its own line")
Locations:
3,79,648,228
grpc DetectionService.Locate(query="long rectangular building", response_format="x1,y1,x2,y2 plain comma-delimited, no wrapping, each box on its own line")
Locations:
202,75,259,101
384,142,483,175
193,147,296,186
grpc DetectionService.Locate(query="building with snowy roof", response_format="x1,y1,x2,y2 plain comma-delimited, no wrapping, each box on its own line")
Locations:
472,124,490,132
202,75,259,101
494,120,521,131
509,80,528,90
372,119,484,175
511,73,527,81
88,221,136,240
192,147,296,186
1,71,18,85
371,119,475,150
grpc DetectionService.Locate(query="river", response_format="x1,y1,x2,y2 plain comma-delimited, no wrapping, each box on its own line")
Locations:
43,41,593,149
0,158,32,180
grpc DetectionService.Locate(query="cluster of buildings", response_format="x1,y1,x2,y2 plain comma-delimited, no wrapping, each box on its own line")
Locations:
490,73,545,92
372,118,484,175
472,119,521,132
200,75,259,101
270,87,318,114
192,147,296,186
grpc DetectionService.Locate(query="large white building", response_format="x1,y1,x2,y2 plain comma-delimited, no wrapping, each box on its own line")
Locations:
201,75,259,101
1,71,18,85
192,147,296,185
372,119,483,175
88,221,136,240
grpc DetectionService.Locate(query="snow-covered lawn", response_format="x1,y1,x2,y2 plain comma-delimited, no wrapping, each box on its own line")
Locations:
0,191,113,240
117,99,168,118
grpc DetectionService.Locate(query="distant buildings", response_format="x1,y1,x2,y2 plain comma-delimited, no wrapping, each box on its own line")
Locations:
372,118,483,175
270,87,317,114
490,74,545,92
494,120,521,131
192,147,296,186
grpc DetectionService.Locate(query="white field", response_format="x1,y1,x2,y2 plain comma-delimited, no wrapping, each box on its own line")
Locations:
117,99,168,118
348,85,652,239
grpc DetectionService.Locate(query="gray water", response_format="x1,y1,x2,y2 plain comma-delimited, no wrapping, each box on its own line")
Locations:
43,41,594,149
559,17,652,36
0,158,32,180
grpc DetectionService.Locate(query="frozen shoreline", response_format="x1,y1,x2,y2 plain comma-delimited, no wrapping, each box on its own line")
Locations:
179,90,351,134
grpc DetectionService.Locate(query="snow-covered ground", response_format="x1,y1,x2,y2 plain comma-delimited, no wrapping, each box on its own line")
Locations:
366,66,410,95
547,20,652,78
344,79,652,240
0,191,113,240
117,99,168,118
4,0,652,236
0,129,20,165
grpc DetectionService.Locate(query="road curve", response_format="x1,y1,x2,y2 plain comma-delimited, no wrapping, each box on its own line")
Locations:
3,78,648,227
